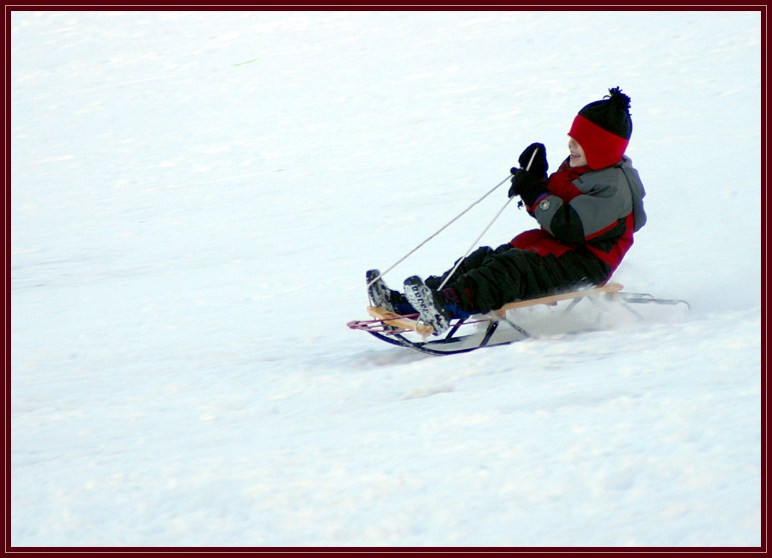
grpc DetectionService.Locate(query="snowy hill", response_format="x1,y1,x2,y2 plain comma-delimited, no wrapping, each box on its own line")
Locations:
11,10,761,547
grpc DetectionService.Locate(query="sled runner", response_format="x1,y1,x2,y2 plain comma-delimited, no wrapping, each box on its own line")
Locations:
347,283,690,356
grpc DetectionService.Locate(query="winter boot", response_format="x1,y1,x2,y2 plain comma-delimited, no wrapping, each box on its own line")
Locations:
403,275,453,336
366,270,415,315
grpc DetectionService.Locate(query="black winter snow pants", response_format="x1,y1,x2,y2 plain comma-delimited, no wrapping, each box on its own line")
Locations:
425,244,611,314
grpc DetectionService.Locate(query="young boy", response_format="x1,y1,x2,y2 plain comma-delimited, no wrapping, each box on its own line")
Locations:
368,87,647,335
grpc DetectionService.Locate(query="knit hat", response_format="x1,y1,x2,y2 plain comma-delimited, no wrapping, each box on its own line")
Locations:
568,87,632,169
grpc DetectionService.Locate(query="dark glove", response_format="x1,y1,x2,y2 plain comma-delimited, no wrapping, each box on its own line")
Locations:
517,142,548,177
508,169,548,206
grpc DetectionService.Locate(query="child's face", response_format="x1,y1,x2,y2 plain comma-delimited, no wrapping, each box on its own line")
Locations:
568,137,588,167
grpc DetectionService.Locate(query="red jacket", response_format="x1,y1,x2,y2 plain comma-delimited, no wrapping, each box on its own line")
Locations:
509,156,646,274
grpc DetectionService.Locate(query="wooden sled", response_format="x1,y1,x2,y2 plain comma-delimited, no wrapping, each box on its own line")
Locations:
348,283,689,356
365,282,624,336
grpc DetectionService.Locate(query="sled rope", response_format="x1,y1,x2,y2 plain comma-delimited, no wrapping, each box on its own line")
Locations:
366,173,514,289
436,148,540,292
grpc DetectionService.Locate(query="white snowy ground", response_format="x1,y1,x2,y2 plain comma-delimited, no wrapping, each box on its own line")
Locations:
10,10,762,548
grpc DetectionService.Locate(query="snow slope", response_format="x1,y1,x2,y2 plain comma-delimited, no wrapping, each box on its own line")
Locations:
11,10,762,547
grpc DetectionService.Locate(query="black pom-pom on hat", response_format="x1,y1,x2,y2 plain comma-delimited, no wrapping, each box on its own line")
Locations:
606,86,631,111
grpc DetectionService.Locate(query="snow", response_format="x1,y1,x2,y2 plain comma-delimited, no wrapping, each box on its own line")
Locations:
10,10,761,548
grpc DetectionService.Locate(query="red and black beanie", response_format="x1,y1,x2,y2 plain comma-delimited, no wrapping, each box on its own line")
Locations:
568,87,632,169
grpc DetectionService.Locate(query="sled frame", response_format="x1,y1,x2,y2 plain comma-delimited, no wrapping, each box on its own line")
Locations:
348,282,690,356
365,282,624,335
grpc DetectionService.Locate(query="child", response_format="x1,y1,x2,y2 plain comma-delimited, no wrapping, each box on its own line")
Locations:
368,87,647,335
